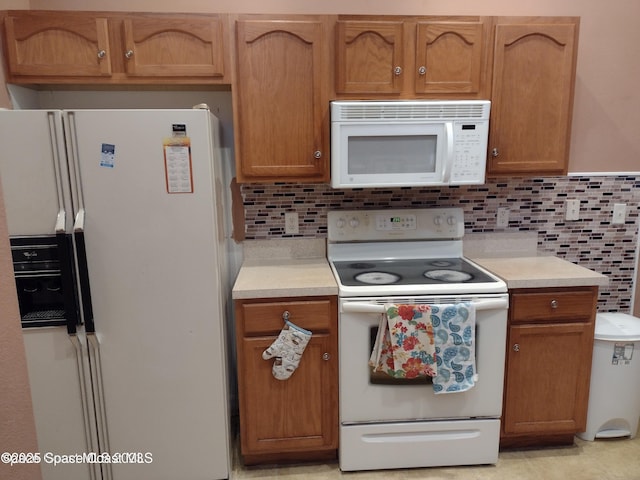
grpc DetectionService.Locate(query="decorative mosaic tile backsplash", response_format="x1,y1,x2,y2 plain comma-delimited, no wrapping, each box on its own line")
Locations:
241,176,639,312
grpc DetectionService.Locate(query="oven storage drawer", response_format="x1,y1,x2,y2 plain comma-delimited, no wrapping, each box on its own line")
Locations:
238,298,334,336
340,419,500,471
509,288,597,324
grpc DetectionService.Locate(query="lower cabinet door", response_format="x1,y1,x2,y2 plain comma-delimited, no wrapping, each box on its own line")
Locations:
503,322,593,435
239,333,337,456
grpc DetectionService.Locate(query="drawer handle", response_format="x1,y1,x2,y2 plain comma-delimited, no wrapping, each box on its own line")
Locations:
550,299,559,309
282,310,290,321
322,352,331,361
513,344,520,352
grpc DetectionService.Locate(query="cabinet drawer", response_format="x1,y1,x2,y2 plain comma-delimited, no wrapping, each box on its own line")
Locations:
238,298,335,335
510,289,596,324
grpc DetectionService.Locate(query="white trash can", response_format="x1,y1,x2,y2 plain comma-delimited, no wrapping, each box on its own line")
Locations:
577,312,640,441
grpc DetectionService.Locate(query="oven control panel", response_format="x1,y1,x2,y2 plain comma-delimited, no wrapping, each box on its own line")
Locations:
328,208,464,242
376,214,417,231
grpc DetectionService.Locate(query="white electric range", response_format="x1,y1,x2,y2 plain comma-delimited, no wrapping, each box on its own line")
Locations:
327,208,508,472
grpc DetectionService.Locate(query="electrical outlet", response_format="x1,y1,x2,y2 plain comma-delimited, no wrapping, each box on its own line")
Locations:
612,203,626,225
565,199,580,221
284,212,299,234
496,207,510,228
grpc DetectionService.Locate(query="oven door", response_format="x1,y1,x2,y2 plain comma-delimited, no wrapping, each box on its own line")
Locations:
339,294,508,423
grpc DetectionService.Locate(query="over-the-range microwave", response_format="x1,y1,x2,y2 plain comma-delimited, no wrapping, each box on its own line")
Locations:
330,100,490,188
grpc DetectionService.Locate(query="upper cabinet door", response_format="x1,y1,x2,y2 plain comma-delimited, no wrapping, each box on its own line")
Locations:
234,18,330,182
415,20,486,95
488,21,579,176
335,20,404,94
4,11,112,77
122,15,226,77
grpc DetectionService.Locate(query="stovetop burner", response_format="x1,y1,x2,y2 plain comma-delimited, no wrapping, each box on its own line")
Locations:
428,260,455,268
354,271,401,285
424,269,473,282
332,258,497,287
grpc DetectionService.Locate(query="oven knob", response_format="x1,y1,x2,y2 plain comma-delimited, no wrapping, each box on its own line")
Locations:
349,218,360,228
434,216,443,226
447,216,457,226
336,218,346,228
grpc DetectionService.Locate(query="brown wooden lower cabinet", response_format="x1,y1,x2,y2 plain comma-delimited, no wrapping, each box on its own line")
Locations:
234,296,338,465
500,287,598,448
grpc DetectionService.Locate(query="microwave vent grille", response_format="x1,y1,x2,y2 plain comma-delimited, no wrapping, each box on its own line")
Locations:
335,102,488,121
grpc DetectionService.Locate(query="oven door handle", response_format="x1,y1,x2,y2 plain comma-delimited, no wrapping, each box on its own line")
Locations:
341,298,508,314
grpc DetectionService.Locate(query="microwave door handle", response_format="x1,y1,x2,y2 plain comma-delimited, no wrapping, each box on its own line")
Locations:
442,123,454,183
342,299,508,314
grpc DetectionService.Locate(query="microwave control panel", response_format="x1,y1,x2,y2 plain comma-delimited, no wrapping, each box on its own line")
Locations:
450,120,489,184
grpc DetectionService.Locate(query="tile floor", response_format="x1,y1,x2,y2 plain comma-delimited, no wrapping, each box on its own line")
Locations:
231,431,640,480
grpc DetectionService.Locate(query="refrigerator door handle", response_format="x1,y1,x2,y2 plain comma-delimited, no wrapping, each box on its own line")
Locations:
56,231,80,335
55,210,66,234
69,334,101,480
48,111,72,235
87,333,113,480
74,209,95,333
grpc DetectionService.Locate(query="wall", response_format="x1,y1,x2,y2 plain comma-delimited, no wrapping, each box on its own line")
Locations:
0,182,41,480
0,6,40,468
24,0,640,174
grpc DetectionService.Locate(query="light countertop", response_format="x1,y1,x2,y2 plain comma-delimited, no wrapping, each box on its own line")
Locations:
232,239,338,299
232,258,338,299
471,256,609,289
232,239,608,299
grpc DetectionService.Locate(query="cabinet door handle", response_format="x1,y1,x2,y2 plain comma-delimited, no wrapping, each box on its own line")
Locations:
418,66,426,75
125,49,134,59
394,66,402,76
282,310,291,321
550,299,559,309
492,148,500,158
513,344,520,352
322,352,331,361
313,150,322,159
97,50,106,59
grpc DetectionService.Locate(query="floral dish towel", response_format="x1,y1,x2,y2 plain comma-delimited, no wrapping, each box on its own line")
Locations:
369,304,437,379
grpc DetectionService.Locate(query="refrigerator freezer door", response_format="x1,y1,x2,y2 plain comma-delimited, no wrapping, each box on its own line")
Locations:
0,110,73,235
65,109,230,480
22,329,100,480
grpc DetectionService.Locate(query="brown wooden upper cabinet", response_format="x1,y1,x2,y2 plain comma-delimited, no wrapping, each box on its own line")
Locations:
487,18,579,176
121,15,226,78
2,10,230,84
335,16,491,98
3,11,112,78
233,17,331,183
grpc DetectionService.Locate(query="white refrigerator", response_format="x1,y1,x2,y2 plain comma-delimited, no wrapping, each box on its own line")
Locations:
0,109,231,480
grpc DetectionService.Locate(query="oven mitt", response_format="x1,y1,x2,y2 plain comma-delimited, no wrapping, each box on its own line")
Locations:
262,320,312,380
